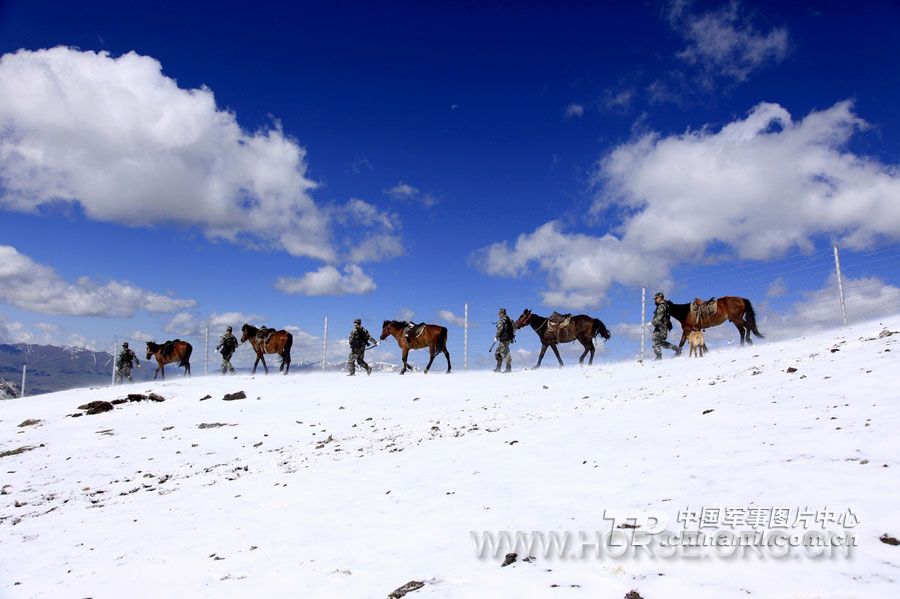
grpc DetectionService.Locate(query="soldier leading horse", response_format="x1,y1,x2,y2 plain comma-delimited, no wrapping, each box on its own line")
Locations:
666,296,763,348
380,321,451,375
146,340,192,380
515,309,611,368
240,324,293,375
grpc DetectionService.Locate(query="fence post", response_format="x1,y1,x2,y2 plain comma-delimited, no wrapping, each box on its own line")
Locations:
323,316,328,371
833,244,848,326
111,338,118,386
20,364,26,398
464,303,469,372
640,287,646,363
205,324,210,376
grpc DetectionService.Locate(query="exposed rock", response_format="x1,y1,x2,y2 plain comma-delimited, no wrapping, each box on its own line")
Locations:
223,391,247,401
78,401,114,415
0,446,36,459
17,419,41,427
878,329,896,338
111,399,128,405
127,393,147,401
199,394,212,401
148,393,165,402
880,534,900,546
388,580,424,598
702,409,714,415
197,423,237,429
624,592,645,599
501,552,518,567
786,367,798,374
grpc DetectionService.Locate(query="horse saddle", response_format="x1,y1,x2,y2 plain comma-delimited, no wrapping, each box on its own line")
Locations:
407,323,427,339
547,312,573,335
163,340,178,357
690,298,718,321
256,327,275,343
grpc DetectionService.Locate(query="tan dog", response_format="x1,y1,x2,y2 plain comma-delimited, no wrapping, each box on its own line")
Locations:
688,330,706,357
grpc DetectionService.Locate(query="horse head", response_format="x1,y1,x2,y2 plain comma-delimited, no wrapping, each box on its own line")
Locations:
515,309,532,329
379,320,393,341
145,341,157,360
239,323,253,344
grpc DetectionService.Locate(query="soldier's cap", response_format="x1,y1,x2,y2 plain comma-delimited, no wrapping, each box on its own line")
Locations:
654,291,665,299
226,326,232,332
354,318,362,324
498,308,506,314
122,342,129,347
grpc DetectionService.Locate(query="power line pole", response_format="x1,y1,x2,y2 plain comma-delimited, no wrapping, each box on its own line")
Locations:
322,316,328,371
640,287,646,363
464,303,469,372
833,244,848,326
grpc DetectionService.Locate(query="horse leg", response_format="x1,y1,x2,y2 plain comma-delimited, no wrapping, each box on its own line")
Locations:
444,348,451,373
535,344,548,368
678,329,687,349
159,363,165,381
578,340,590,365
260,354,269,374
400,347,409,375
252,354,260,375
550,343,564,367
424,348,436,374
588,340,596,366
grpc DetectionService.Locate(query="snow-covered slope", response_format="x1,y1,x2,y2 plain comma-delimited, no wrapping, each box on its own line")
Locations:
1,317,899,598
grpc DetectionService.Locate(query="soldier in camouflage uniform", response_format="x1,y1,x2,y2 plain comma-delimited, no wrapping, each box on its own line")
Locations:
347,319,374,376
494,308,515,373
216,326,239,375
651,292,681,360
115,342,140,384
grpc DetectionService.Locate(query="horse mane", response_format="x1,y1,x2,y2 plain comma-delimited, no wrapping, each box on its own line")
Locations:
384,320,409,328
146,341,159,350
242,323,259,335
666,300,690,322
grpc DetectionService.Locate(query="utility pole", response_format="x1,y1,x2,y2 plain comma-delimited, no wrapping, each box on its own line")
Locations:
323,316,328,371
205,324,210,376
640,287,646,363
20,364,26,398
464,303,469,372
833,244,848,326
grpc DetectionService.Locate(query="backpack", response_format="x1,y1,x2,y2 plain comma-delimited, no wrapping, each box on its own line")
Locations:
501,317,516,342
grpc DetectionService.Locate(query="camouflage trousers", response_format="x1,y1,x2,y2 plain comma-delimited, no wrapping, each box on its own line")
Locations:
347,349,370,375
221,352,236,374
114,365,133,384
652,327,679,358
494,341,511,368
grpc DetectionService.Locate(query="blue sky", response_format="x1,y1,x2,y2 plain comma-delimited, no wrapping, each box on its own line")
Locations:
1,0,899,369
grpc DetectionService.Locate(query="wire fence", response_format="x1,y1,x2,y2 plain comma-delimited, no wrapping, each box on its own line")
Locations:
6,243,898,396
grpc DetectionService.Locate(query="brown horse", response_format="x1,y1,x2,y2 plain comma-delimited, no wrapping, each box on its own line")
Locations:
515,309,611,368
666,297,763,348
379,321,451,375
146,340,192,380
240,324,293,375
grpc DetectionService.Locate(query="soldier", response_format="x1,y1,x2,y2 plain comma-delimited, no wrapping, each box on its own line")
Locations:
651,292,681,360
494,308,515,373
347,319,374,376
216,326,239,374
115,342,140,384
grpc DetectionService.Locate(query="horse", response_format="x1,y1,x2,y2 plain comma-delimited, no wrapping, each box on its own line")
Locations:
515,309,611,368
240,324,293,375
666,296,763,348
379,321,451,375
145,340,192,380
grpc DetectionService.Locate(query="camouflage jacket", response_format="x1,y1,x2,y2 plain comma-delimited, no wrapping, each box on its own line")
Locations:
651,301,672,330
496,315,515,343
217,333,238,354
349,326,372,351
117,348,138,369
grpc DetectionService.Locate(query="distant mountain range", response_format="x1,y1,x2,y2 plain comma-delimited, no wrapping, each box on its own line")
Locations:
0,343,403,397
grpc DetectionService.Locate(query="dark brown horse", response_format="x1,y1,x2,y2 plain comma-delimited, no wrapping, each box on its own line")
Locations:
379,321,451,375
240,324,293,375
515,309,611,368
666,297,763,347
146,340,192,380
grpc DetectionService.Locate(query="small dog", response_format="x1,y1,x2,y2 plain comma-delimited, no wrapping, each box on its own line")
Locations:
688,330,706,357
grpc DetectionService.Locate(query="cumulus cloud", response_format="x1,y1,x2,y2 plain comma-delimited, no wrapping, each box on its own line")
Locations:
603,89,634,113
565,103,585,119
274,264,376,296
0,47,335,260
163,311,264,337
384,182,438,207
0,245,195,317
475,102,900,309
437,309,466,327
395,308,416,321
668,0,788,84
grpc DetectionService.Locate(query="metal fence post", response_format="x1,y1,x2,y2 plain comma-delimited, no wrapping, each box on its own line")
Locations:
833,244,848,326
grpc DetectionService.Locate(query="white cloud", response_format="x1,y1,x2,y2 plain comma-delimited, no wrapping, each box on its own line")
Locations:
275,264,376,296
437,309,466,327
384,182,438,207
668,0,788,84
475,101,900,308
565,103,585,119
767,277,788,298
0,245,195,317
0,47,334,260
348,234,405,263
603,89,634,113
395,308,415,322
163,310,264,337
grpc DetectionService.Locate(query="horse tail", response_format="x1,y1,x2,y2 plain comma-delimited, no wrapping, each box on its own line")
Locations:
283,332,293,365
179,342,193,367
592,318,611,341
743,299,764,339
437,326,448,353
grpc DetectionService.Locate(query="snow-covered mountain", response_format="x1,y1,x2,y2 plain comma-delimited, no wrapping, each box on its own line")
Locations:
0,343,140,395
1,316,898,598
0,378,18,399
